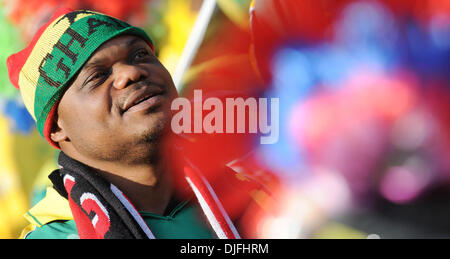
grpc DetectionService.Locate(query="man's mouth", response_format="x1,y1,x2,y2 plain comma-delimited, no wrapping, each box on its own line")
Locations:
122,86,165,113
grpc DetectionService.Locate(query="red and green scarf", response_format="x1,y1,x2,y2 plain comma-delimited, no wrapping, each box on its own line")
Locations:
50,151,242,239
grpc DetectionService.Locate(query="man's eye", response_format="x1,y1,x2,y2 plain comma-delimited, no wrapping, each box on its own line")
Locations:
90,71,106,81
133,49,151,60
85,70,110,87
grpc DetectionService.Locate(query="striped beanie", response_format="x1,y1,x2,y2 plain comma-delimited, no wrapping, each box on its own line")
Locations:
7,8,154,148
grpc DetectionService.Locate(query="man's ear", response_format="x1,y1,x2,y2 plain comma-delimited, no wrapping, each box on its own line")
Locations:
50,114,69,143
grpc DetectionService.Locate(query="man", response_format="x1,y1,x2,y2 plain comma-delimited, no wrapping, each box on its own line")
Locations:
8,9,271,239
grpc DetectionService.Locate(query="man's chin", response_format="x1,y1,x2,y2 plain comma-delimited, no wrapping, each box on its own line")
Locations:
134,114,172,144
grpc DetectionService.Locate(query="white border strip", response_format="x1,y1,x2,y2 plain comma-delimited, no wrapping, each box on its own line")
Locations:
196,173,241,239
185,176,227,239
184,158,241,239
110,184,155,239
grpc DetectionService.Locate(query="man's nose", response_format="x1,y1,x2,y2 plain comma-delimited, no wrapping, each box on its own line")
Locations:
112,63,148,90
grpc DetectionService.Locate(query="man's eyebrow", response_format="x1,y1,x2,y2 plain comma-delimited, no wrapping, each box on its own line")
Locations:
83,58,109,71
81,37,147,72
126,37,143,48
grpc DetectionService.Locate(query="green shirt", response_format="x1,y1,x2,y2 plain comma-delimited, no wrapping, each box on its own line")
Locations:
25,199,215,239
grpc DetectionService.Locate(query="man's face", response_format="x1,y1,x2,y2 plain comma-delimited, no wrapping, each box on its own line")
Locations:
54,35,178,163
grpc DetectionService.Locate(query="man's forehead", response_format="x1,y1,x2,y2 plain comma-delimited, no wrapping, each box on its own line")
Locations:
83,35,148,67
99,35,147,50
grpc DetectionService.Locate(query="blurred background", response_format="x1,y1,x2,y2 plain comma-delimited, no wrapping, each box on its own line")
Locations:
1,0,450,238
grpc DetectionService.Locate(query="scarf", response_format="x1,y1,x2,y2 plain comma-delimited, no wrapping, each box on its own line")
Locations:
49,152,241,239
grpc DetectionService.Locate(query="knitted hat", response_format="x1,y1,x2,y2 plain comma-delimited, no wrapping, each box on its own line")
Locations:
7,8,154,148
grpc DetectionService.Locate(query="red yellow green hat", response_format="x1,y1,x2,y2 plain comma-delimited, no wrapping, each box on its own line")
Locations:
7,8,154,148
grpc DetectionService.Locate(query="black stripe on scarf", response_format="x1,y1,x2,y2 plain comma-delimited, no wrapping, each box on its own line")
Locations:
49,151,150,239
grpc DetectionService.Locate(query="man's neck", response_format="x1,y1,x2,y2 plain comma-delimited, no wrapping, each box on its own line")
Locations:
62,149,174,215
98,161,173,215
